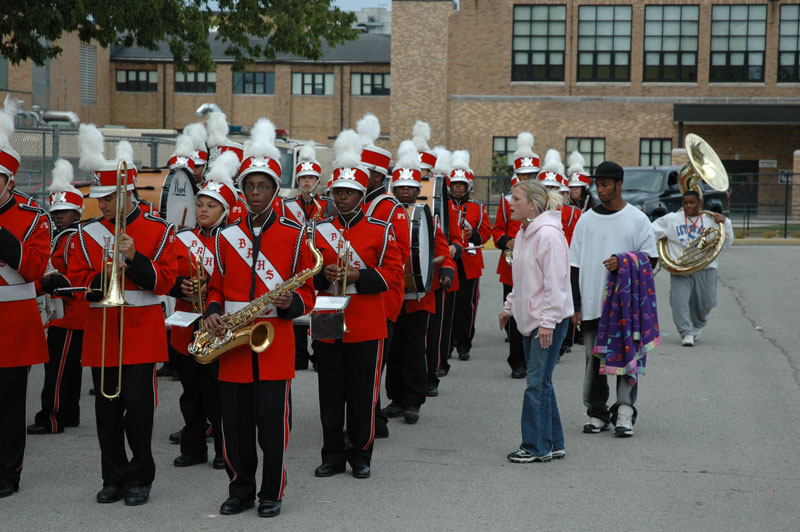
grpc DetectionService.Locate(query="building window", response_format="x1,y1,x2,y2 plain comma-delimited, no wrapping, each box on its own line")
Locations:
351,73,390,95
511,4,567,82
174,71,217,93
710,4,767,83
492,136,518,175
640,138,673,166
80,45,97,104
233,71,275,94
779,4,800,82
577,5,632,82
566,137,605,173
291,73,334,95
116,69,158,92
643,5,699,82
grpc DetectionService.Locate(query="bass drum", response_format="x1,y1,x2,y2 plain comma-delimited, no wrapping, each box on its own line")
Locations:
404,203,434,298
419,175,449,239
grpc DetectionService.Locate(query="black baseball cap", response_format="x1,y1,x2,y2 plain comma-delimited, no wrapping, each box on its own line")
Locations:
592,161,624,182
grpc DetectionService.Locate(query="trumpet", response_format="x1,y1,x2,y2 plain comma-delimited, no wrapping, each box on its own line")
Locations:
332,239,350,333
189,250,206,316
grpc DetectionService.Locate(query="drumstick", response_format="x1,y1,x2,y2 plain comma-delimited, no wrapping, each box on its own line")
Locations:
179,207,188,229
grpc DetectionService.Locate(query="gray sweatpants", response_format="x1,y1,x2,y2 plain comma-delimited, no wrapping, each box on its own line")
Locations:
669,268,718,339
582,321,637,423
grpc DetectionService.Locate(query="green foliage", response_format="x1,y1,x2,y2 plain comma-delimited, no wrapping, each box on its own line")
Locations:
0,0,358,71
491,152,512,177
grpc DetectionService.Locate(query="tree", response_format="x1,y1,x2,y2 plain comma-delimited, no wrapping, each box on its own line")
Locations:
0,0,358,71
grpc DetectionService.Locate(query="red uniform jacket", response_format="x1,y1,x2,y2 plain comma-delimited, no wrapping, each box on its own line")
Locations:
170,225,218,356
282,194,333,225
560,204,582,245
492,194,521,286
38,227,89,330
206,213,316,383
0,197,51,367
69,207,178,367
313,210,403,343
451,197,491,280
136,199,159,217
404,220,455,314
363,187,410,322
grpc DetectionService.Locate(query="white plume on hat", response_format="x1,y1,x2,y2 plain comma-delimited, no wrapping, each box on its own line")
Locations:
204,151,239,188
412,121,431,152
356,113,380,147
184,122,208,151
396,140,420,170
48,159,79,194
243,118,279,160
567,151,586,174
78,124,108,171
0,94,20,150
432,146,451,176
115,140,134,166
298,143,317,163
451,150,470,172
540,149,564,175
333,129,363,168
170,134,195,159
513,132,535,159
206,111,230,148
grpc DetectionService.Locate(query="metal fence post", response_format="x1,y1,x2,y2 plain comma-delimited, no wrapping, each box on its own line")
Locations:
52,125,60,162
41,130,47,197
784,178,790,238
150,139,158,168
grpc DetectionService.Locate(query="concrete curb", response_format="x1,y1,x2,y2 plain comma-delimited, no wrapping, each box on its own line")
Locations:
733,238,800,245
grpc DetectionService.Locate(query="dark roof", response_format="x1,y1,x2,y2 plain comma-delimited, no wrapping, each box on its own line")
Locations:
110,32,390,64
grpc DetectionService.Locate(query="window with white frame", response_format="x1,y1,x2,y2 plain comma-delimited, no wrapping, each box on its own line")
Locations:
292,72,334,95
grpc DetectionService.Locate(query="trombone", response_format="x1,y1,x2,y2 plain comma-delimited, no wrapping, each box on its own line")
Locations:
99,160,131,400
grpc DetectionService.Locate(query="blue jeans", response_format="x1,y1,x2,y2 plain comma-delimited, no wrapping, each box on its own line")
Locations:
520,318,568,456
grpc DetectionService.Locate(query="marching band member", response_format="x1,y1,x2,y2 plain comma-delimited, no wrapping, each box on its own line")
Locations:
493,132,540,379
28,160,88,435
184,122,209,184
70,124,178,506
383,141,455,423
538,149,582,245
168,155,241,471
312,129,402,479
0,94,51,498
567,151,597,212
203,119,316,518
449,150,491,362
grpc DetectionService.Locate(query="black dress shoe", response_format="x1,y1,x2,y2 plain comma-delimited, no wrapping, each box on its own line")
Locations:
380,402,404,418
220,496,255,515
63,419,80,428
375,423,389,439
458,351,470,361
314,463,345,477
124,484,151,506
0,478,19,498
425,383,439,397
27,423,62,435
257,499,282,518
212,456,226,470
403,405,420,424
435,367,449,378
169,428,184,445
511,367,526,379
96,484,124,503
173,454,208,467
352,463,371,479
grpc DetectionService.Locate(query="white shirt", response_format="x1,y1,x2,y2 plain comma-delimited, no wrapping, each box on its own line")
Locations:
651,210,733,270
570,204,658,321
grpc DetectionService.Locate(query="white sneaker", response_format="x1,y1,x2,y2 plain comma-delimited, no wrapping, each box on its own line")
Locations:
551,449,566,460
682,335,695,347
615,405,634,437
583,417,612,434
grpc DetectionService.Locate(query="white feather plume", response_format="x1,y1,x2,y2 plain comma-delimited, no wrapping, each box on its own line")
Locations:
298,143,317,163
48,159,78,194
356,113,380,147
333,129,362,169
78,124,107,171
206,111,229,147
513,132,535,159
395,140,420,170
115,140,134,165
184,122,208,151
204,151,239,188
566,151,586,174
412,121,431,151
451,150,470,172
243,118,279,160
0,94,21,149
541,148,564,174
170,135,195,159
432,146,451,176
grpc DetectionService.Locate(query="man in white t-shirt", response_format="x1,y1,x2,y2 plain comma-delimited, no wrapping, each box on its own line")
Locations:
652,190,733,347
569,161,658,437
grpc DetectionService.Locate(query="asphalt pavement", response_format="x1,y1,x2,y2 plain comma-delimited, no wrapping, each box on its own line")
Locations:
5,247,800,532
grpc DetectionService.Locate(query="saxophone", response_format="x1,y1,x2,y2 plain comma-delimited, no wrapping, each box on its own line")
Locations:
189,224,323,364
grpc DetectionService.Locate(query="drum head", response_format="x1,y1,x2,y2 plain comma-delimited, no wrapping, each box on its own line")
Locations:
163,168,197,229
417,204,434,293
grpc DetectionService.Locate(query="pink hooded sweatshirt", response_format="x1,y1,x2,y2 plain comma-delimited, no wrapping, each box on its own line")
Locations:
502,209,574,334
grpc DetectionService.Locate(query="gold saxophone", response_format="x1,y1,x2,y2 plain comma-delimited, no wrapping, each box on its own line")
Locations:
189,224,323,364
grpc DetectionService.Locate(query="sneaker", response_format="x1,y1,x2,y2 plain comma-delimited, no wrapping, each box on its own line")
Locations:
381,402,404,418
510,367,526,379
506,448,552,463
583,417,612,434
551,449,565,460
682,335,695,347
614,405,634,437
458,351,470,361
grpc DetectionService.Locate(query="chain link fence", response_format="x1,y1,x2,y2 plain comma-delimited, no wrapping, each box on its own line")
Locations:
9,126,177,204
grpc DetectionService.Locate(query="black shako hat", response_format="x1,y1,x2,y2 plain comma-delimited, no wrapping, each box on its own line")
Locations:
592,161,624,181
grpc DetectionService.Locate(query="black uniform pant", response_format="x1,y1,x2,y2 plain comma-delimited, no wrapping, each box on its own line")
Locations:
174,355,222,460
34,327,83,432
502,284,525,371
453,260,480,355
386,308,429,407
219,378,291,502
374,320,393,435
426,288,446,386
294,324,311,369
0,366,29,487
91,363,157,488
314,339,382,468
440,289,456,369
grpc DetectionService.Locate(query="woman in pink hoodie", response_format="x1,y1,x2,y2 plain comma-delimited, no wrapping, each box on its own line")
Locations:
499,180,573,463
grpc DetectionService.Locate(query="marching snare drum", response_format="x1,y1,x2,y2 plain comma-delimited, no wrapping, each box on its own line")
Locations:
403,203,434,298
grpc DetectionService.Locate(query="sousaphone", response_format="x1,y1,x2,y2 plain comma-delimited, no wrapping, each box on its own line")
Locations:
657,134,729,275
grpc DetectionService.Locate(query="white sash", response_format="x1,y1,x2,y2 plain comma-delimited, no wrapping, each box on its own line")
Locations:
0,261,25,285
315,223,364,295
0,282,35,302
89,290,161,308
83,221,115,251
221,225,285,313
177,231,215,276
285,201,306,224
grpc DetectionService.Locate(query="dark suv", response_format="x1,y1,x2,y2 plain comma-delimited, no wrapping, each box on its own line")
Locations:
617,166,730,220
